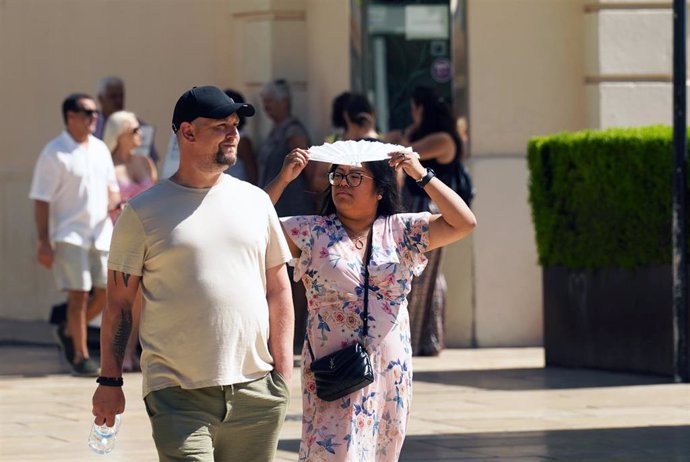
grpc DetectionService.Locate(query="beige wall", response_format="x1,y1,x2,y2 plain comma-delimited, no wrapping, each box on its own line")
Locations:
467,0,587,346
584,3,684,128
228,0,350,142
442,236,475,346
0,0,350,320
304,0,351,143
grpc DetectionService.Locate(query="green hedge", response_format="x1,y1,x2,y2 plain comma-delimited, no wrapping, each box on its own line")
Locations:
528,126,690,269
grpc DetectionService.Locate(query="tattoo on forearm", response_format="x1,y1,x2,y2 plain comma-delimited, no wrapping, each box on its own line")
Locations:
112,271,132,287
112,309,133,370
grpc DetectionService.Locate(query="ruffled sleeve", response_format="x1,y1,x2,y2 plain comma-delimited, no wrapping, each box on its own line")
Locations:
279,215,316,281
391,212,432,277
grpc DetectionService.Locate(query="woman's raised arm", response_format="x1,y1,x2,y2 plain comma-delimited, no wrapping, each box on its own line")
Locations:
389,152,476,251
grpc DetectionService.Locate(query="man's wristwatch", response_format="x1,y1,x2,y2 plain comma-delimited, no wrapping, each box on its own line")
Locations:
416,168,435,188
96,376,124,387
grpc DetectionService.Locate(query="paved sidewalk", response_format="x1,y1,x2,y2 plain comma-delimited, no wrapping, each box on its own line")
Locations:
1,319,689,461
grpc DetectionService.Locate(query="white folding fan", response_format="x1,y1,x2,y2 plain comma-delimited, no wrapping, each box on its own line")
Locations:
308,140,417,166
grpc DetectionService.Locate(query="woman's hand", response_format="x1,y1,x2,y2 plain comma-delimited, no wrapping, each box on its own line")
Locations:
388,151,426,181
265,148,310,206
279,148,310,184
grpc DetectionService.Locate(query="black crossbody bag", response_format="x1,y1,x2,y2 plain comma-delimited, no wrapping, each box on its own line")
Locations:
306,235,375,402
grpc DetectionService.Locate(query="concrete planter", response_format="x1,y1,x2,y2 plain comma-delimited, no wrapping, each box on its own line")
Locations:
543,266,689,376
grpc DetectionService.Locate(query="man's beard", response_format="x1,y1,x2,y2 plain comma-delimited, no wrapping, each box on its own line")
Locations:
214,147,237,167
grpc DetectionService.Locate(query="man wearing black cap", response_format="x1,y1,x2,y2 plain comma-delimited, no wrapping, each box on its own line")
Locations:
92,86,294,461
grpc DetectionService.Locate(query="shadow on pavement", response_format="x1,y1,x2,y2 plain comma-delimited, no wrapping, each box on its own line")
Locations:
0,319,102,377
0,345,71,377
278,425,690,461
412,367,671,391
0,342,673,391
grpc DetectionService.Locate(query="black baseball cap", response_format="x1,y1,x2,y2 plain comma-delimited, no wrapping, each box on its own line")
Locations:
171,85,255,133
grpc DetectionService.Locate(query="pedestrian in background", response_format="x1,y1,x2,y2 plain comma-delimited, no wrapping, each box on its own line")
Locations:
103,110,157,223
342,92,379,141
29,93,120,376
92,86,293,461
325,90,352,142
389,86,468,356
257,78,327,214
94,76,160,164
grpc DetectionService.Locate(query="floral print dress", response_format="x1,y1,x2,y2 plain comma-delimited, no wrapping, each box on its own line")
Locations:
281,212,431,462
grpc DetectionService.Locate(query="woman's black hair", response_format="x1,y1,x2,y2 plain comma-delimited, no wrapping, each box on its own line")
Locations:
320,160,402,217
331,91,352,129
409,86,462,158
344,93,375,128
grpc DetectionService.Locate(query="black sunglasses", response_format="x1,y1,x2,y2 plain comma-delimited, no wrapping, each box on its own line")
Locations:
76,108,98,117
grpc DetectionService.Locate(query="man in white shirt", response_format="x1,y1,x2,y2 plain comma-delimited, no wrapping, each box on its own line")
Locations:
29,93,120,376
92,86,294,461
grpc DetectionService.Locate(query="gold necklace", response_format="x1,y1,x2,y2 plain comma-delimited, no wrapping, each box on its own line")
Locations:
346,228,370,249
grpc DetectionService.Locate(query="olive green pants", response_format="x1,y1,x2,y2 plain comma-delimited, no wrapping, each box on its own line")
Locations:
143,371,290,462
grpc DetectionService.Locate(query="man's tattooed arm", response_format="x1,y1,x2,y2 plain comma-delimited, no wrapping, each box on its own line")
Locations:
101,270,140,376
111,309,133,371
112,270,131,287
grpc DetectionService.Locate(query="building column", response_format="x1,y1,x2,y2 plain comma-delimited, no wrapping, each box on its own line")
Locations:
584,1,676,128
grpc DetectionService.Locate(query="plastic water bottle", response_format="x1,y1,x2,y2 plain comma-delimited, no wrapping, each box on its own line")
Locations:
88,414,121,454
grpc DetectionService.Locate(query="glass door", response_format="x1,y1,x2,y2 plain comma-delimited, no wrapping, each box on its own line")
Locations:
361,0,463,132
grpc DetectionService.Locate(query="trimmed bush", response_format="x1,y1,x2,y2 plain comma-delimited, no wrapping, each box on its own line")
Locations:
528,126,690,269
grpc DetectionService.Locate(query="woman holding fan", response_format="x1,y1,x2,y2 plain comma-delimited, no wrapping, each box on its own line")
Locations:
264,142,476,461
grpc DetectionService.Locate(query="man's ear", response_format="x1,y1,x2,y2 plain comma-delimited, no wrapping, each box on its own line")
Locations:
182,125,195,142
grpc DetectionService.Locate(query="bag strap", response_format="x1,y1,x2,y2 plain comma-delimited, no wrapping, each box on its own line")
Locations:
361,232,373,338
306,229,373,362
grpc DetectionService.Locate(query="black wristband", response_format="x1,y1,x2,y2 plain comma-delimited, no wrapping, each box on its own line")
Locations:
96,376,124,387
416,168,435,188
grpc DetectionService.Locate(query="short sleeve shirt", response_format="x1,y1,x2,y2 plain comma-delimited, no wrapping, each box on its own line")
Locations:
108,175,292,396
29,132,118,250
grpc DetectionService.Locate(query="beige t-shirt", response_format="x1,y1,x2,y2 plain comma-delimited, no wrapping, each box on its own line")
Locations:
108,175,292,397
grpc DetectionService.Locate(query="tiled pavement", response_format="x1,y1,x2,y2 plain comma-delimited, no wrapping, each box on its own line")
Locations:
1,319,689,461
